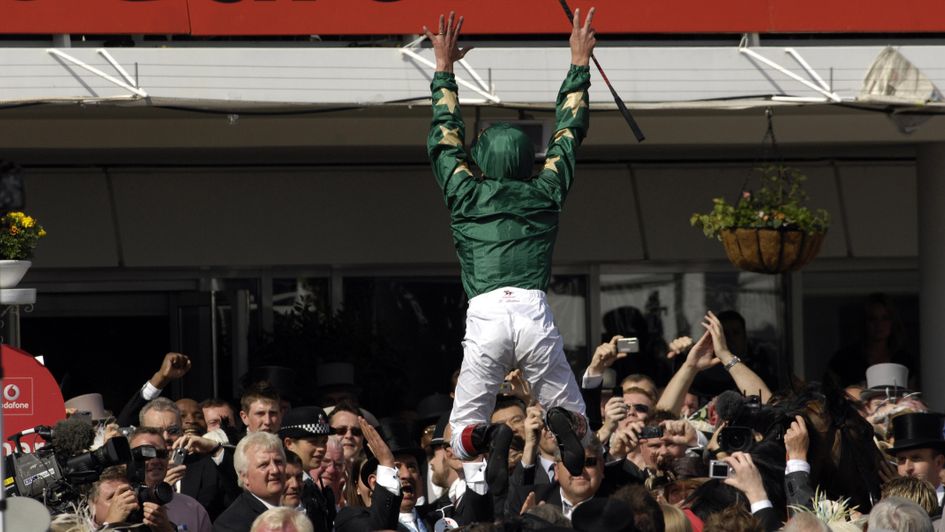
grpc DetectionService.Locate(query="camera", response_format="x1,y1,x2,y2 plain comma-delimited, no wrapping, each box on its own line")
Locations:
708,460,732,479
5,424,133,514
616,337,640,354
638,425,663,439
170,447,187,467
128,445,174,523
717,426,754,453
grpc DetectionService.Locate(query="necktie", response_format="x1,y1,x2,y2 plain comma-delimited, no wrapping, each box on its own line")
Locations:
548,464,556,483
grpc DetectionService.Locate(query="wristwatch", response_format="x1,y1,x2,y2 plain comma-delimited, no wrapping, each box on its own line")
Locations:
723,356,742,372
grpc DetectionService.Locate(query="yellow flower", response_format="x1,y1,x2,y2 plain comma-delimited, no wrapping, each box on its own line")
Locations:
9,227,19,235
9,212,23,220
22,216,34,228
38,229,47,237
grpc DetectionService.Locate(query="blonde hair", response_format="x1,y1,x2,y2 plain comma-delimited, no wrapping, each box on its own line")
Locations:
881,477,941,516
661,503,693,532
250,507,314,532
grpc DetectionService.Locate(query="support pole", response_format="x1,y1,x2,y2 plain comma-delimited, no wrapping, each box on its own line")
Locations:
917,143,945,411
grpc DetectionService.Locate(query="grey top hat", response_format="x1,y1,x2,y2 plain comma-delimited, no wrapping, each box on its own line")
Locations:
861,363,913,401
64,393,108,421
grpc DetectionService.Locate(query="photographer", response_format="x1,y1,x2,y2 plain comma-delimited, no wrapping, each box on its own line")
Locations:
130,427,212,532
89,467,174,531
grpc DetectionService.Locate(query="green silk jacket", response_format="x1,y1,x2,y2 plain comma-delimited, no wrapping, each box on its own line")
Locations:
427,65,591,299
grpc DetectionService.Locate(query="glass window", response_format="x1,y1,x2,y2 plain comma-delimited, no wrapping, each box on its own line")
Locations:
599,272,784,389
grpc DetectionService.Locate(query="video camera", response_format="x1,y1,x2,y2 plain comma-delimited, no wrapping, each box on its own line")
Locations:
4,418,133,514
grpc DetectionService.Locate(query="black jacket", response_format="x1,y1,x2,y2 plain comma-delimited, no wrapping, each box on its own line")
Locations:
213,491,270,532
335,483,403,532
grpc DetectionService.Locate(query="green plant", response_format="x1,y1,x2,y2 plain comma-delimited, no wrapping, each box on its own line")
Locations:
690,165,829,240
0,211,46,260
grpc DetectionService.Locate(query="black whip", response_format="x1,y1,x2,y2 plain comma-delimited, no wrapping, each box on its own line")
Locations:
558,0,645,142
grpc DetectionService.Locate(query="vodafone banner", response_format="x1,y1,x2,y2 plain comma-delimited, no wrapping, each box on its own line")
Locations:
2,0,945,36
0,345,65,456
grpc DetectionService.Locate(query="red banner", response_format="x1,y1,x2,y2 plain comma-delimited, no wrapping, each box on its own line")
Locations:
0,345,65,457
2,0,945,35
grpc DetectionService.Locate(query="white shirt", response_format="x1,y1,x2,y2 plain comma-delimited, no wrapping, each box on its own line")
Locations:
936,483,944,506
560,490,588,520
398,510,428,532
539,456,557,483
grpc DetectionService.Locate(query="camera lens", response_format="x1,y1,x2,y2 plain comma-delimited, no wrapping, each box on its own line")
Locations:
718,426,753,453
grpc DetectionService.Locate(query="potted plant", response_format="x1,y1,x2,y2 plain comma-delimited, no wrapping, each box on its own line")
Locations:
690,165,829,274
0,211,46,288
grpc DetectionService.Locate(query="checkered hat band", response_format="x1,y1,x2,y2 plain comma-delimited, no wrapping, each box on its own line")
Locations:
284,423,331,435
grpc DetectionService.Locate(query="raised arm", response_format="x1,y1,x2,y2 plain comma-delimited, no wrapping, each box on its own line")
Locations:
424,12,476,207
703,311,772,403
535,7,595,203
655,332,720,415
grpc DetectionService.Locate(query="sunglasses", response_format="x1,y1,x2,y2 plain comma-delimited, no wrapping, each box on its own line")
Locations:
332,425,363,437
627,403,651,414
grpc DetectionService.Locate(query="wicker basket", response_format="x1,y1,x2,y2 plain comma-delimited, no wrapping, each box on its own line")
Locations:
719,228,825,274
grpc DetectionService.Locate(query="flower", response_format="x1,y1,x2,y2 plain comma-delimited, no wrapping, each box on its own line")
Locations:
690,165,830,240
0,211,46,260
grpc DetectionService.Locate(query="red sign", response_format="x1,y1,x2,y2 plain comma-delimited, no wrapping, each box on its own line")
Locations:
2,0,945,35
0,345,65,456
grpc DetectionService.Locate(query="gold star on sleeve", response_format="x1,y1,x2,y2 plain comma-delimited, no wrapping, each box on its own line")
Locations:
562,91,588,118
438,125,462,147
453,162,472,176
543,156,561,173
435,88,459,113
553,129,574,142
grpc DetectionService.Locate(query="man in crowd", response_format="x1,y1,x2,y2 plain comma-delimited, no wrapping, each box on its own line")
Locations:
328,401,365,462
89,466,175,532
202,398,238,433
140,397,236,519
177,398,208,436
214,431,287,532
424,7,598,474
890,412,945,506
130,426,212,532
241,382,283,435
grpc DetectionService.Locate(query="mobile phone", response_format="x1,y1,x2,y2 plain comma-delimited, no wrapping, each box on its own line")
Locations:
638,425,663,439
170,447,187,466
498,381,514,395
616,338,640,354
708,460,732,479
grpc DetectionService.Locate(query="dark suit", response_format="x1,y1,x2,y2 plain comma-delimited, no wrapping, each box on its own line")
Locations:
117,385,150,428
301,476,336,532
753,507,782,532
335,485,403,532
213,491,270,532
181,453,234,521
785,470,815,511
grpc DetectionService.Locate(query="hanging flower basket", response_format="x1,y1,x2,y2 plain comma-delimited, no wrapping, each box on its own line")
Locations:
720,228,825,274
691,165,830,275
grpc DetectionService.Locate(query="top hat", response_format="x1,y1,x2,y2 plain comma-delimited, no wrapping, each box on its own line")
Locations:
279,406,332,440
363,418,427,479
861,363,913,401
316,362,361,392
242,366,298,403
416,393,452,427
64,393,108,421
570,498,638,532
888,412,945,454
429,413,451,447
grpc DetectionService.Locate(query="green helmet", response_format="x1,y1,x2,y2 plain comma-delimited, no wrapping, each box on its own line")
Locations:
470,123,535,180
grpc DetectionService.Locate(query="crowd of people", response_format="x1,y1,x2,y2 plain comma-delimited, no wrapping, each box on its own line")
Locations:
27,6,945,532
39,301,943,532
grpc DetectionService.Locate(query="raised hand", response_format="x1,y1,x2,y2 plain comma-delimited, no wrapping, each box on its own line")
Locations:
569,7,596,67
702,311,734,361
359,416,394,468
150,352,192,389
666,336,693,360
784,415,809,462
423,12,474,73
684,331,722,372
723,451,768,503
587,336,627,376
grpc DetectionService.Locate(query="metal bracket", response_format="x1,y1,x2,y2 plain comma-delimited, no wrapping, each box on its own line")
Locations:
400,36,501,104
738,42,842,103
47,48,148,98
